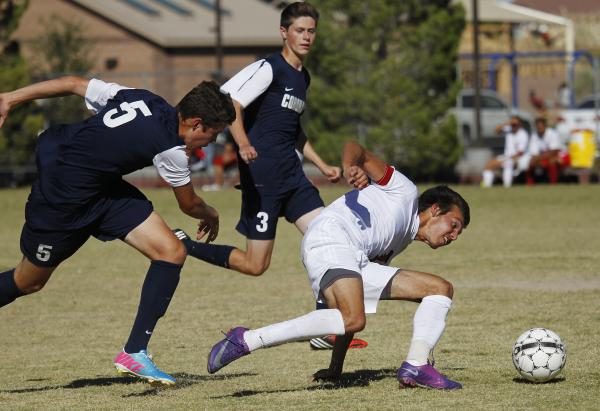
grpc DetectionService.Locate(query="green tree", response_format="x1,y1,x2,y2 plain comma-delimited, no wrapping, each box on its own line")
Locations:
0,0,44,174
30,14,96,124
306,0,465,180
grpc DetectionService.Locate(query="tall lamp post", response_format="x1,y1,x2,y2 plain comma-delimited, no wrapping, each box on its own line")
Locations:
472,0,482,142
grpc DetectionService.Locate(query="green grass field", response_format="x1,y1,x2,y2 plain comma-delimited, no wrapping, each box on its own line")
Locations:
1,184,599,410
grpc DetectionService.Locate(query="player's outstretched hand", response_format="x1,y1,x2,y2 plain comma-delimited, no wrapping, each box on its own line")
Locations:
196,205,219,243
311,368,341,383
322,165,342,183
0,93,11,128
238,144,257,164
344,165,369,190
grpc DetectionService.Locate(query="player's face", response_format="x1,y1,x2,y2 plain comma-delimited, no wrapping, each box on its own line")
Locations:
422,205,464,249
535,121,546,134
183,119,223,148
281,17,317,58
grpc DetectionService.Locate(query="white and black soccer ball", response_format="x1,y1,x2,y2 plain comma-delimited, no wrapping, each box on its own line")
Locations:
512,327,566,383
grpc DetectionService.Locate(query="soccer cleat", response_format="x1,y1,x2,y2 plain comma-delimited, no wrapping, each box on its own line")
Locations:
309,335,369,350
397,361,462,390
114,350,176,386
207,327,250,374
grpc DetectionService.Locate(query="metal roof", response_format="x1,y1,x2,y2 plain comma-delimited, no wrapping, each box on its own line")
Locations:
71,0,282,47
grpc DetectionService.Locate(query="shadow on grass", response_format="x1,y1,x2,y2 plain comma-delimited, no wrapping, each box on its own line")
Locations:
512,376,566,385
212,368,397,399
0,372,256,397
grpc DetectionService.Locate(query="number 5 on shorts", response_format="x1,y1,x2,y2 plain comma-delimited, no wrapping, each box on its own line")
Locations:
36,244,53,262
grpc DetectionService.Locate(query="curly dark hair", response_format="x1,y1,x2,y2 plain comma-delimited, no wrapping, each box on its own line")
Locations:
280,2,319,29
418,185,470,227
176,81,235,128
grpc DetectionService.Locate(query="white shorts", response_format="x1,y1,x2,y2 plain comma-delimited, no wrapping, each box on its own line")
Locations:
301,216,399,314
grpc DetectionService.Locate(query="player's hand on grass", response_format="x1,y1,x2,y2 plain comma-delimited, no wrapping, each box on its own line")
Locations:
344,165,369,190
196,205,219,243
322,165,342,183
238,144,257,164
0,93,11,128
311,368,341,382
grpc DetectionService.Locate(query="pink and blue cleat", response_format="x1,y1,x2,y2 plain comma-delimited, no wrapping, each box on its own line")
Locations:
397,361,462,390
114,350,176,386
207,327,250,374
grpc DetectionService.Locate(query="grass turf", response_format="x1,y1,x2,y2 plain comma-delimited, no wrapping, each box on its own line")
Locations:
0,184,599,410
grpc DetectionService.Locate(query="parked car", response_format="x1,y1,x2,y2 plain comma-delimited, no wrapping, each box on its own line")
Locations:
453,89,534,154
559,94,600,138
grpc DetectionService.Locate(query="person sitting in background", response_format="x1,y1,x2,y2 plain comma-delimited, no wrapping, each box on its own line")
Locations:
481,116,529,188
525,117,569,185
202,129,238,191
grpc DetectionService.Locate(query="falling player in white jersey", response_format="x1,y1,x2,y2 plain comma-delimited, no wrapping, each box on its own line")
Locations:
206,140,470,390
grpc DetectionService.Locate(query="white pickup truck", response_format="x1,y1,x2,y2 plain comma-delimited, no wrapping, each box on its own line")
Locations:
454,89,534,155
558,94,600,138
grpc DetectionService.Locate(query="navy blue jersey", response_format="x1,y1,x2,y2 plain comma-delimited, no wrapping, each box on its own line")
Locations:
222,53,310,193
26,79,189,230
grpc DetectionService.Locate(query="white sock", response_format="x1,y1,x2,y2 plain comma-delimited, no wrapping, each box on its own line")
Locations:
406,295,452,366
482,170,494,187
243,309,345,352
502,161,514,187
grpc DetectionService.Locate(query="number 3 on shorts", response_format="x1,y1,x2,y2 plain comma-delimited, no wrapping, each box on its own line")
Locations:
36,244,53,262
256,211,269,233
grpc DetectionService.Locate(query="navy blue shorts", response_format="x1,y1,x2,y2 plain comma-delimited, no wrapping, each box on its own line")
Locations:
20,180,153,267
236,182,324,240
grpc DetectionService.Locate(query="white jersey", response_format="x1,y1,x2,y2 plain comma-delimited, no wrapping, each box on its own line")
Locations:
302,166,419,313
310,166,419,265
504,128,529,158
529,127,565,155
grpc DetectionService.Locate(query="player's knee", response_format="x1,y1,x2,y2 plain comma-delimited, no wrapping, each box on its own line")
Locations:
20,280,47,295
246,264,269,277
343,313,366,333
243,261,269,276
435,278,454,299
158,239,187,265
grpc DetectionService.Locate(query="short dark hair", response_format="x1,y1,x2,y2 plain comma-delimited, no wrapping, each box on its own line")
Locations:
418,185,470,228
176,81,236,128
280,2,319,29
535,117,547,126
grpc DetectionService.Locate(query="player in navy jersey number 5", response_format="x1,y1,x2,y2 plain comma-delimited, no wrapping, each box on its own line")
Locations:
0,76,235,386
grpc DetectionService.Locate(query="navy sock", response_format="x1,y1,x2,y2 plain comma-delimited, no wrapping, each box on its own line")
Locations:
183,240,234,269
124,260,181,354
0,269,23,308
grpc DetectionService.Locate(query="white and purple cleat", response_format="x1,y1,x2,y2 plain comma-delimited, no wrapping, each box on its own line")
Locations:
207,327,251,374
397,361,462,390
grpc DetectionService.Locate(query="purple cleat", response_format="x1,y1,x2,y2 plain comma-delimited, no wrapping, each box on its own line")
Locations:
397,361,462,390
207,327,250,374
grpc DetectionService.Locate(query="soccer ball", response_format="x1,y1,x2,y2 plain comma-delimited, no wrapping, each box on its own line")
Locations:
512,328,566,383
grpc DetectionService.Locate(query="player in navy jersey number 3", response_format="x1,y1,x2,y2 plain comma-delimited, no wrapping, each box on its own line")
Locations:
0,76,235,386
175,2,341,275
173,1,362,350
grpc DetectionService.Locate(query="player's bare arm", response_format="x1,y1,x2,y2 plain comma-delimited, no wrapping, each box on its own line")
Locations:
302,140,341,183
0,76,89,128
172,183,219,243
341,140,387,189
228,99,257,163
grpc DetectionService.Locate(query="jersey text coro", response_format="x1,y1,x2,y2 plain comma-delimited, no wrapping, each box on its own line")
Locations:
281,94,305,113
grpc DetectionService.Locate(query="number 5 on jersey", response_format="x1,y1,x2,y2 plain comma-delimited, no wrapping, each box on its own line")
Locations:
103,100,152,128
